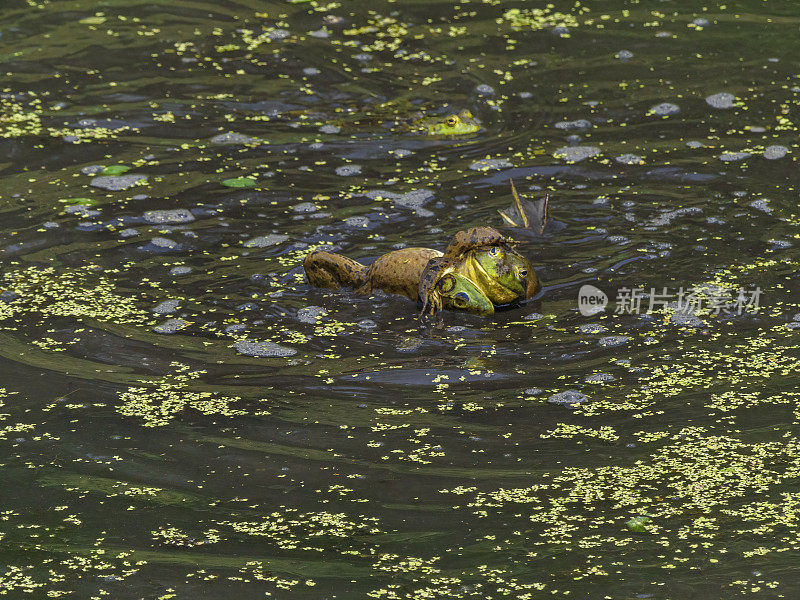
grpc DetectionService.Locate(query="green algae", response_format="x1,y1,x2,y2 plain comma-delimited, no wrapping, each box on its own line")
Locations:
1,0,800,598
117,363,245,427
221,177,257,188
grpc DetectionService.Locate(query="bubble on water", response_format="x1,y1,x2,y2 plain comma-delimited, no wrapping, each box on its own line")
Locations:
153,318,189,334
671,313,703,328
598,336,630,347
302,67,320,75
209,132,260,145
749,199,772,214
235,340,297,357
91,174,147,191
763,145,788,160
244,234,288,248
320,124,341,134
143,209,195,225
548,390,587,407
475,84,495,95
616,49,633,61
706,92,736,109
152,299,180,315
650,102,680,116
469,158,512,171
170,266,192,276
148,237,181,250
585,373,616,383
293,202,319,213
119,228,139,238
344,216,370,227
718,152,751,162
65,205,100,217
616,154,644,165
268,29,290,41
579,324,607,334
297,306,328,323
553,146,600,162
335,164,362,176
554,119,591,130
365,188,434,210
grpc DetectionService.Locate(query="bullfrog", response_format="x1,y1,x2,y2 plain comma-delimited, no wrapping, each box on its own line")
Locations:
413,109,481,136
303,227,538,315
303,245,494,314
419,227,539,313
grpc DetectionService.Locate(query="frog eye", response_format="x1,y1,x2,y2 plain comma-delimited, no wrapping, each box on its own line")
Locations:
438,274,456,293
453,292,469,307
488,246,502,257
516,267,527,279
446,115,459,127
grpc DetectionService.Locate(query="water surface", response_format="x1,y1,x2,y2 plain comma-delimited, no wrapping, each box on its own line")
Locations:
1,0,800,597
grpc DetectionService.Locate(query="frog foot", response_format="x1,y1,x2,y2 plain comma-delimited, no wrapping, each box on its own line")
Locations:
498,178,549,234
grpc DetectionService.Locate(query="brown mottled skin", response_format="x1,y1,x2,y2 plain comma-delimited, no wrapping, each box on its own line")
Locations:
356,247,442,299
441,227,513,261
304,247,441,301
303,251,368,290
304,226,540,313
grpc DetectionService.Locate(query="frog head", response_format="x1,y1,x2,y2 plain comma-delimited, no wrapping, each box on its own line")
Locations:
436,272,494,315
458,244,536,305
424,109,481,135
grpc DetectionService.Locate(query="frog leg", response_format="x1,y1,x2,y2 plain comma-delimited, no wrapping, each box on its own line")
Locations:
303,251,367,290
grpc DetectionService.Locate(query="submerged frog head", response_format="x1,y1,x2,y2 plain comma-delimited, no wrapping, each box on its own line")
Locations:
436,272,494,315
422,109,481,135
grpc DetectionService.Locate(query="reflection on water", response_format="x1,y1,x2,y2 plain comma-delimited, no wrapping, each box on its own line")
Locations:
1,0,800,597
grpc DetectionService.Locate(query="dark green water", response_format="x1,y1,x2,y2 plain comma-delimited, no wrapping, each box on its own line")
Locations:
1,0,800,598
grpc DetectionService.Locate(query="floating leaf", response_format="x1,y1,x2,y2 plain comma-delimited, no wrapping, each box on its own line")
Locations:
625,516,651,533
221,177,257,188
101,165,131,176
60,197,96,206
79,16,107,25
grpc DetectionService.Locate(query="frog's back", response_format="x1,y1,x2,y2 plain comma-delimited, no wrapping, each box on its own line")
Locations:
359,247,442,300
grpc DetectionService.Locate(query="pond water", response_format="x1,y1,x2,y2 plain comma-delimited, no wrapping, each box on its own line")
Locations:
1,0,799,597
